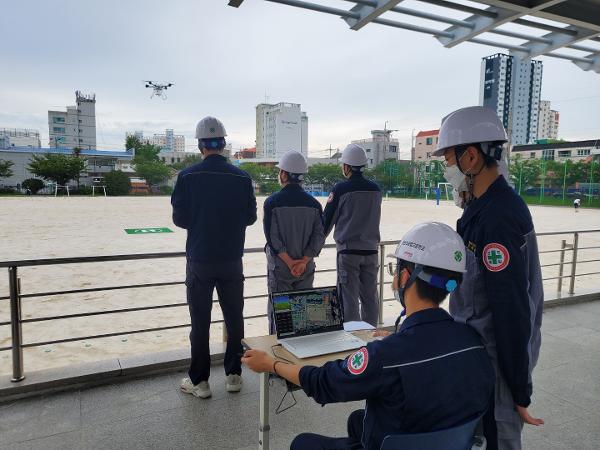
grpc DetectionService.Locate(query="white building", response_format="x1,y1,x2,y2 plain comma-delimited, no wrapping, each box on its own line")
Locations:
127,129,185,153
537,100,560,140
48,91,96,149
256,102,308,159
0,128,41,149
352,130,399,168
479,54,543,145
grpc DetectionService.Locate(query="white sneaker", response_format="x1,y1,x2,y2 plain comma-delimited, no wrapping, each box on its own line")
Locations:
180,377,212,399
226,374,242,393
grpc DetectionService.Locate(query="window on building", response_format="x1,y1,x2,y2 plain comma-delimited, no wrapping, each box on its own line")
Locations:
530,152,536,159
171,157,175,163
558,150,571,158
388,145,397,153
426,152,431,158
177,158,181,163
577,149,591,156
53,127,66,133
542,149,555,160
365,148,371,153
426,137,433,145
79,139,83,143
53,117,65,123
161,157,166,162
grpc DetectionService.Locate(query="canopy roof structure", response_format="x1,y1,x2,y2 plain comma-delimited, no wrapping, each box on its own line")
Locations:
229,0,600,73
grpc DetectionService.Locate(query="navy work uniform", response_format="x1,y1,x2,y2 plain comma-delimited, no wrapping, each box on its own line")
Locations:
324,173,382,326
450,176,543,450
171,154,257,384
263,183,325,333
291,308,495,450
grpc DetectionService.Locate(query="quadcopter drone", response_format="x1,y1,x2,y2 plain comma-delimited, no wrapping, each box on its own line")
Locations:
144,81,174,99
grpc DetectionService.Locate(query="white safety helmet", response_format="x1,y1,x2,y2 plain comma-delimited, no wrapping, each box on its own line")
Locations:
433,106,507,157
389,222,466,273
195,116,227,139
340,143,368,167
276,150,308,174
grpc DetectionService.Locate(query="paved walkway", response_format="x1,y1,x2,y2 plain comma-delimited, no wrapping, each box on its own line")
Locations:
1,301,599,450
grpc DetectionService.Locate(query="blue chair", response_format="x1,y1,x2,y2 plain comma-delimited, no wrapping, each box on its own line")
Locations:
380,415,486,450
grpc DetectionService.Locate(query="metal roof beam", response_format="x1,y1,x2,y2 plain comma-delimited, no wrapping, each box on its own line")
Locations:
436,0,567,49
522,26,600,58
572,54,600,73
342,1,405,31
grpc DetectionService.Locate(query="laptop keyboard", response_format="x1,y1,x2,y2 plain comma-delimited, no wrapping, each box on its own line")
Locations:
283,331,366,358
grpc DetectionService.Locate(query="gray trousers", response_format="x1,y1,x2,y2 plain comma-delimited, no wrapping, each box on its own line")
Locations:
267,257,315,334
337,253,379,326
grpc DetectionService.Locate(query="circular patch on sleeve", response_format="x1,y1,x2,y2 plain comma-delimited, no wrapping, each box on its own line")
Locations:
347,347,369,375
482,243,510,272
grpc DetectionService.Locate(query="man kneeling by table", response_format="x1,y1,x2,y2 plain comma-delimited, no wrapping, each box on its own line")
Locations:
242,222,495,450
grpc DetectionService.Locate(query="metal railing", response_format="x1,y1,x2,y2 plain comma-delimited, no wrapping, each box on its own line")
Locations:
2,229,600,383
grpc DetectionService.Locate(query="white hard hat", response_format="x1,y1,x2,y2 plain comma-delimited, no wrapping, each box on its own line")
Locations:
433,106,507,156
276,150,308,174
389,222,466,273
195,116,227,139
341,143,368,167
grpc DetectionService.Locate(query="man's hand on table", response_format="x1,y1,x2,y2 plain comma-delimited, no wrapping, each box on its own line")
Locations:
242,349,275,373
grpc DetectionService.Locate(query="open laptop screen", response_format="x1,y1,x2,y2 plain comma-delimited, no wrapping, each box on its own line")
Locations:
271,286,343,338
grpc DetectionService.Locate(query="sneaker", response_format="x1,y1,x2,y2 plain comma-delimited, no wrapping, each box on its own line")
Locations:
226,374,242,393
180,377,212,399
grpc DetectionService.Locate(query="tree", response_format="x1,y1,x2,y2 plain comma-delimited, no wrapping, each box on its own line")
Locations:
22,178,45,194
305,164,343,191
239,163,278,193
170,154,203,171
135,161,172,186
28,153,86,186
0,159,13,179
509,155,542,192
368,160,415,193
127,136,161,163
104,170,131,196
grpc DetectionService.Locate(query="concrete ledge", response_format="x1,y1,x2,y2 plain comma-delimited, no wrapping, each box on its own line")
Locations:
0,342,226,403
544,288,600,308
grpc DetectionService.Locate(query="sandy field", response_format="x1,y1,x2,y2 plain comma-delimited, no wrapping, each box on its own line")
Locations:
1,196,599,375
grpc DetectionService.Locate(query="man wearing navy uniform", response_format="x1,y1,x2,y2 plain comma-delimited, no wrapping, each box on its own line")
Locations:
263,150,325,333
172,116,257,399
243,222,495,450
434,106,545,450
323,143,382,326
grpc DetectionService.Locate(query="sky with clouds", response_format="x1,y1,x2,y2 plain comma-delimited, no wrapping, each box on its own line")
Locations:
1,0,599,158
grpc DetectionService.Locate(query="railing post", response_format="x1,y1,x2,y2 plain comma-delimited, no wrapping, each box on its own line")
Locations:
557,239,566,293
378,244,385,326
9,266,25,382
569,232,579,295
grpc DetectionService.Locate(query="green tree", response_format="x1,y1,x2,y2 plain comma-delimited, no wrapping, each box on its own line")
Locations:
0,159,13,179
135,161,172,186
170,154,203,171
239,162,278,193
28,153,86,186
510,155,542,192
127,136,161,163
305,164,342,191
368,160,415,193
22,178,45,194
104,170,131,196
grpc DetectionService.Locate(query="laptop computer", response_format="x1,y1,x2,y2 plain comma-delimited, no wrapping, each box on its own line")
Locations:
271,286,366,359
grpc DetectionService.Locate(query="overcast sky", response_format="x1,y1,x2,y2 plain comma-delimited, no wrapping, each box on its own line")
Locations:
1,0,599,158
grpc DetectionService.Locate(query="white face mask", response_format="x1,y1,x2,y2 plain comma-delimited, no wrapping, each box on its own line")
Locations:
444,164,466,192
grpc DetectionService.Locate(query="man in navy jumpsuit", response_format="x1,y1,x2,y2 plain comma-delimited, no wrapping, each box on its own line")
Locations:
434,107,544,449
172,116,257,398
243,222,495,450
324,144,382,326
263,150,326,333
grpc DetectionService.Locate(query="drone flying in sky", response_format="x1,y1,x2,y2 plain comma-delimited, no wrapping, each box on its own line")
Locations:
144,81,174,100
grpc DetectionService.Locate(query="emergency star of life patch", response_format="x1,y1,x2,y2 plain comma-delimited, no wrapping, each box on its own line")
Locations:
347,347,369,375
483,243,510,272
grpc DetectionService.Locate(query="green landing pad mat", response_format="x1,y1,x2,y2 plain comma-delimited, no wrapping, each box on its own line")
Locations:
125,227,173,234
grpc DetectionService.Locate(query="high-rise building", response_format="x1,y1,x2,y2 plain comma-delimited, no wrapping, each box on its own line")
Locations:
256,102,308,159
0,128,41,149
479,53,542,146
127,129,185,152
48,91,96,149
352,129,399,168
537,100,560,140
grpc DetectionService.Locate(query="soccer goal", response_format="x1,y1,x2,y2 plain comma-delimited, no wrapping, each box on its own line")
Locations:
92,185,107,197
54,184,70,197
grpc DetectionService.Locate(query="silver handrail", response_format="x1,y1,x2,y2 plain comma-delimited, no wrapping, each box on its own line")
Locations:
2,229,600,382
